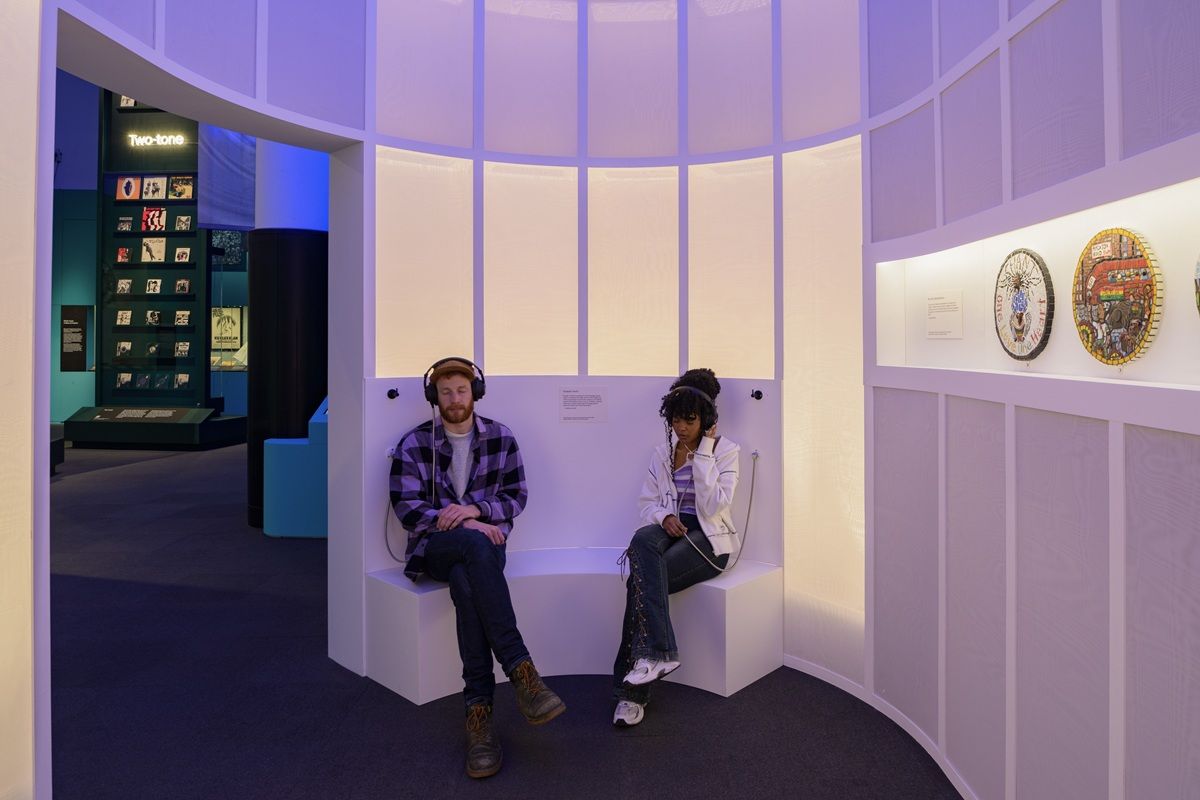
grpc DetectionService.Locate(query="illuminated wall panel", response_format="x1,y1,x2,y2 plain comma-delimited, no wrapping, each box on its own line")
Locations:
780,0,860,141
267,0,366,128
483,163,578,374
484,0,578,156
377,0,474,147
588,167,678,376
687,0,773,154
375,147,474,376
688,157,774,379
782,139,864,683
1009,0,1105,198
164,0,256,97
587,1,678,157
867,0,932,115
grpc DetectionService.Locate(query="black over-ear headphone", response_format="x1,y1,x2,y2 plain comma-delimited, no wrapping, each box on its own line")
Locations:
670,386,718,431
423,357,487,405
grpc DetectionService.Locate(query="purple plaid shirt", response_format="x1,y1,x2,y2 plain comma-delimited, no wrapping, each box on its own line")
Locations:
389,414,528,580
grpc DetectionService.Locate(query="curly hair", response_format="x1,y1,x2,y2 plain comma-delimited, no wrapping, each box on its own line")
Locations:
659,368,720,431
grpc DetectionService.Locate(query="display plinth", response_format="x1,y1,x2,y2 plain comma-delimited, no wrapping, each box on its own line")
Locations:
64,406,246,449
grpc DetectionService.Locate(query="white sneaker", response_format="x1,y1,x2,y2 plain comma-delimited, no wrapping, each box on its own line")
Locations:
612,700,645,727
623,657,680,686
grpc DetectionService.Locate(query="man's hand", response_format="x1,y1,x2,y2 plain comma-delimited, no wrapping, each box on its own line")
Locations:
436,503,481,531
663,515,688,538
463,519,506,545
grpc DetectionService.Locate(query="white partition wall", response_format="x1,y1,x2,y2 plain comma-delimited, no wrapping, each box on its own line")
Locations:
38,1,1200,797
863,1,1200,798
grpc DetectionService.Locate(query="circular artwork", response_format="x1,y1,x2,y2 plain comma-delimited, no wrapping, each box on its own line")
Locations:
994,249,1054,360
1071,228,1162,365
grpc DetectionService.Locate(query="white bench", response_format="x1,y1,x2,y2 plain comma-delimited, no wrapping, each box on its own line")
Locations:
365,547,783,705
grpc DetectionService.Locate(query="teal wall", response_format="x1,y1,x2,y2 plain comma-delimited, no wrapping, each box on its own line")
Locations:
52,190,99,422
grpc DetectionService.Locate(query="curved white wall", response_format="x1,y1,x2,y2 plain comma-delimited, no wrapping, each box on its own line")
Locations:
864,1,1200,799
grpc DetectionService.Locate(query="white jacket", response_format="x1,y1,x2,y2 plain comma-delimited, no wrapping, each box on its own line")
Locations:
638,433,741,556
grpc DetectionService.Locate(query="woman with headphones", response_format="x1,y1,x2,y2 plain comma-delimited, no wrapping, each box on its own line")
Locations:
611,368,741,727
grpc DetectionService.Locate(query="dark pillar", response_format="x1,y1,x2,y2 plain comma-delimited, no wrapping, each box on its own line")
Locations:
246,229,328,527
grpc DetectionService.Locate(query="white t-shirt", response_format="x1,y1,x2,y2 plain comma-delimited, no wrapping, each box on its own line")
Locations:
446,428,473,500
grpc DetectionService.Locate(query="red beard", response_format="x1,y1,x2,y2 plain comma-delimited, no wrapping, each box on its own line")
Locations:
440,400,473,425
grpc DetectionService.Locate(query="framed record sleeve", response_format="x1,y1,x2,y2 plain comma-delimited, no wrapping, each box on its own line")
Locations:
994,248,1054,360
1071,228,1162,366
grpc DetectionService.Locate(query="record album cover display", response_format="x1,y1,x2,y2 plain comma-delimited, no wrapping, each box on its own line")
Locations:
98,92,206,411
1194,255,1200,319
1072,228,1162,366
141,207,166,231
994,249,1054,360
115,176,141,200
142,176,167,200
168,176,194,200
141,238,166,263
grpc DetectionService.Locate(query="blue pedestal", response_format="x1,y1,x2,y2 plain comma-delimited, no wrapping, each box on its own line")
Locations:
263,398,328,538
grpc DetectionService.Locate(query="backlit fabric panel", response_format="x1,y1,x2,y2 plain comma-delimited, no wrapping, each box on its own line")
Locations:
1126,425,1200,799
867,0,933,115
688,157,774,379
588,1,678,157
483,163,578,374
588,167,678,376
1015,408,1108,800
377,0,474,148
873,387,939,740
484,0,578,156
375,147,474,376
782,139,865,683
781,0,860,141
687,0,773,154
946,396,1006,800
1010,0,1105,198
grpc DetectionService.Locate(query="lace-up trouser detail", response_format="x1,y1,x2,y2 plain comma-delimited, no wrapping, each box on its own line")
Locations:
611,515,727,704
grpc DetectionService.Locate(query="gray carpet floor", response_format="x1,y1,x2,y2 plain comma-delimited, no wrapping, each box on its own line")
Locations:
51,444,962,799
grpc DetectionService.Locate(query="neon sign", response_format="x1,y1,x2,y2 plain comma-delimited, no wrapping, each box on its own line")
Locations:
127,133,187,147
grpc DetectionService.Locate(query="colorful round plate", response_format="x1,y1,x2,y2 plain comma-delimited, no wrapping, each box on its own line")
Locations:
994,248,1054,360
1071,228,1162,366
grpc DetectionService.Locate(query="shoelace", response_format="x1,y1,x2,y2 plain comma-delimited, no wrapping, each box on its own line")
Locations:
515,663,543,698
467,706,489,732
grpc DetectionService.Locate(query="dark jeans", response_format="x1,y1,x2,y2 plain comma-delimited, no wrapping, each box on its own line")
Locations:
612,514,728,704
423,528,531,708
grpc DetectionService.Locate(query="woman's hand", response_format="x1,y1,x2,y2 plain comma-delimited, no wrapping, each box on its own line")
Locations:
662,515,688,538
704,422,718,439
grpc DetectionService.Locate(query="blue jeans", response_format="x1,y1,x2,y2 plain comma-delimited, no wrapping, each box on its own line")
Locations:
422,528,531,707
612,514,728,704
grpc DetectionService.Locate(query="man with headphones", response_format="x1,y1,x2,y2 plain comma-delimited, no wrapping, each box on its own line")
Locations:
389,357,566,779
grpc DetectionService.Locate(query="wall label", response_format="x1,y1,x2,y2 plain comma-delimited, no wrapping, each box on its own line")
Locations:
559,387,608,423
926,291,964,339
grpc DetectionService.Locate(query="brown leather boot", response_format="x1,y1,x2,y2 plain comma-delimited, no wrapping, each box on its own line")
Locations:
510,660,566,725
465,703,502,779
